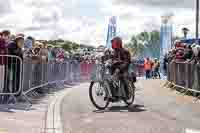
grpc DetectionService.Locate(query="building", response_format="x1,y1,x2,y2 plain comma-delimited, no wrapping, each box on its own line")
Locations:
160,14,173,59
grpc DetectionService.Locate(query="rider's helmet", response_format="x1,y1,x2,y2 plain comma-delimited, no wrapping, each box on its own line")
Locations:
111,36,122,49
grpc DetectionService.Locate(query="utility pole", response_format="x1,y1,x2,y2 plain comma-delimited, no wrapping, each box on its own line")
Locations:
196,0,199,42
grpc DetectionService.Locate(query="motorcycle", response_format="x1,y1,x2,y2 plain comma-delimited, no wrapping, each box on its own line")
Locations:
89,59,136,110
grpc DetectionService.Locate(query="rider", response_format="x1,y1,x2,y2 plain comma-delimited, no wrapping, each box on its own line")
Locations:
110,36,131,99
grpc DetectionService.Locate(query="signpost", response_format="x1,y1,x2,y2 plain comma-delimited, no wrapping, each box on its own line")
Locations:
196,0,199,42
106,16,117,48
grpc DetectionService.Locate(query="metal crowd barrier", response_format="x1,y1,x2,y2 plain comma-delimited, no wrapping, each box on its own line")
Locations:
0,55,96,106
166,61,200,96
132,63,145,77
0,55,23,104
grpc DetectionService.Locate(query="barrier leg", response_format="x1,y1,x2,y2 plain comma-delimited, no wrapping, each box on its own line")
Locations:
21,93,33,107
194,95,200,102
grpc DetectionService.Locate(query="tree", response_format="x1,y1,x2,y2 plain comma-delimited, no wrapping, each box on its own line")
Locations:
126,35,145,57
57,39,65,43
148,30,160,58
62,42,72,52
126,30,160,58
182,27,189,38
71,42,80,51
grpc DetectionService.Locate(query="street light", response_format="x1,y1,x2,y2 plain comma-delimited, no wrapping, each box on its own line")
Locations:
182,27,189,38
196,0,199,41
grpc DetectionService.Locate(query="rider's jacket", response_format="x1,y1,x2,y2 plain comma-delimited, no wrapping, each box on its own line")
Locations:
112,48,131,72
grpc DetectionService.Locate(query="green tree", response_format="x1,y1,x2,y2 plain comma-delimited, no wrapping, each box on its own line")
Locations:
71,42,80,51
148,30,160,58
126,35,145,57
126,30,160,58
62,42,72,52
57,39,65,43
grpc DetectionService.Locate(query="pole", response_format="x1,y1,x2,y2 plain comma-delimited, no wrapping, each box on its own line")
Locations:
196,0,199,42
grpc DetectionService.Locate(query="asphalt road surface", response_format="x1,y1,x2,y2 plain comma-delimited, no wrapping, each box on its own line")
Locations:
61,80,200,133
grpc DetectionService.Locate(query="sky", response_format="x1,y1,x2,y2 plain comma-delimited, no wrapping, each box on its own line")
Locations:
0,0,197,46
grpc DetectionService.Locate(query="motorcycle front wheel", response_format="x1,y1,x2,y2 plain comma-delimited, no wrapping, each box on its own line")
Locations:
89,81,110,110
123,82,135,106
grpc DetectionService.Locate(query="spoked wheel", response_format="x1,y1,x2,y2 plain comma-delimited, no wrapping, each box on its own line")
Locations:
89,81,110,110
123,81,135,106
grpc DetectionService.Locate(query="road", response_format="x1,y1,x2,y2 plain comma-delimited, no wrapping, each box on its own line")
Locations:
60,80,200,133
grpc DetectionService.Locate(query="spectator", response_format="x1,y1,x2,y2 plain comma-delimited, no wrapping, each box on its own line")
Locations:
47,45,54,62
0,30,11,102
163,54,168,75
0,35,7,99
8,34,24,58
7,34,24,95
175,43,186,62
51,47,57,59
184,45,194,62
24,36,34,49
39,42,48,63
144,57,152,79
192,44,200,61
56,47,65,62
0,34,7,62
10,34,16,41
1,30,11,45
30,42,41,64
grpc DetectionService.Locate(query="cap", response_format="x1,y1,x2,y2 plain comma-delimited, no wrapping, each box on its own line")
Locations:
15,34,24,40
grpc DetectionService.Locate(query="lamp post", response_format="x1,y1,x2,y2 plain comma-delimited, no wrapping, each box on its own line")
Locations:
196,0,199,42
182,27,189,38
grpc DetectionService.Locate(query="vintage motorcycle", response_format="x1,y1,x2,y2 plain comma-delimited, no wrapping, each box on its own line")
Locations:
89,59,136,110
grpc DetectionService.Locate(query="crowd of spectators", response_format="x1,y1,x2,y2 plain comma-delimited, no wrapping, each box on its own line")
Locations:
0,30,98,65
0,30,70,64
163,40,200,64
164,41,200,92
0,30,97,101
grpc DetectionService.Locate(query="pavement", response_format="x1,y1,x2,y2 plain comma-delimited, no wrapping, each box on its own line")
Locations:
0,84,73,133
0,80,200,133
61,80,200,133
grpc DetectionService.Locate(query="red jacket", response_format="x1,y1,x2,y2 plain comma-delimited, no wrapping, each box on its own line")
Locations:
0,38,7,65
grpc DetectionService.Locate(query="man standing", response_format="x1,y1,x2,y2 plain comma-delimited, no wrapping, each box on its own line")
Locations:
0,30,11,103
1,30,11,45
7,34,24,96
144,57,152,79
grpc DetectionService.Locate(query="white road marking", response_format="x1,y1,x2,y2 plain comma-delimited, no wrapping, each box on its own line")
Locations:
46,88,72,133
83,118,93,123
185,128,200,133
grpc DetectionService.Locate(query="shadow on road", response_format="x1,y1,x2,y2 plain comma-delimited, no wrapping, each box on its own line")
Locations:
94,104,146,113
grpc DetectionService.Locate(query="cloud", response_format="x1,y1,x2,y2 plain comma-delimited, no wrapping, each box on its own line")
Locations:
0,0,12,16
0,0,198,47
112,0,195,9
